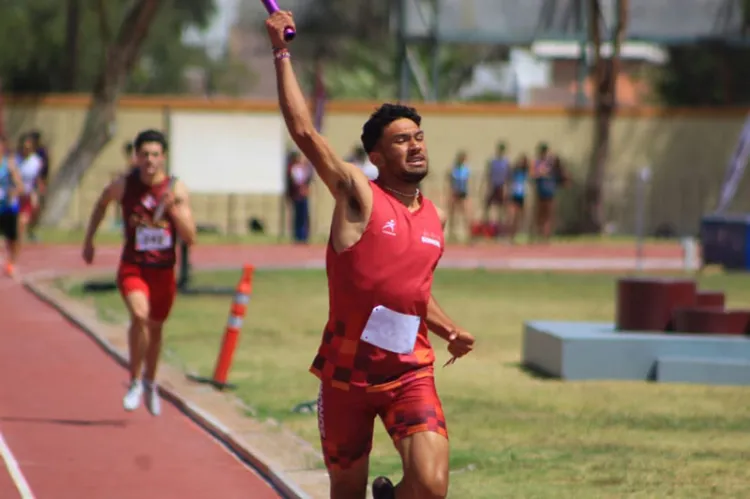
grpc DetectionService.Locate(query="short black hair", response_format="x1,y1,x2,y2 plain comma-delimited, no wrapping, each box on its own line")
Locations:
134,129,168,152
361,103,422,154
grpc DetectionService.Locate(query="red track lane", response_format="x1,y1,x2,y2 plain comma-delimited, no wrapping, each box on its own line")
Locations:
7,241,687,278
0,283,280,499
0,240,687,498
0,465,19,499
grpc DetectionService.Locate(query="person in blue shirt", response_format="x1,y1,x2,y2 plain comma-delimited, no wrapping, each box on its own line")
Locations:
0,136,25,277
507,154,530,243
445,150,472,241
531,142,569,242
482,141,510,228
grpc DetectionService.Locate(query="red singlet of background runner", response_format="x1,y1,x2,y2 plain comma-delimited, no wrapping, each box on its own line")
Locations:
119,170,176,267
117,170,177,322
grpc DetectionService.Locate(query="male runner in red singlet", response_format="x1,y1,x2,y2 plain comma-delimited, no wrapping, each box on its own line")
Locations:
81,129,196,416
267,12,475,499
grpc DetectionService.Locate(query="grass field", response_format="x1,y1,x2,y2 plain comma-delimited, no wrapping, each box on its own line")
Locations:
62,269,750,498
36,226,679,247
34,227,281,246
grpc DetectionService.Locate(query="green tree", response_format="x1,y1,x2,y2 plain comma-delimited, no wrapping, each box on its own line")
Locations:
653,43,750,106
127,0,216,94
240,0,498,101
651,0,750,106
0,0,216,94
40,0,215,226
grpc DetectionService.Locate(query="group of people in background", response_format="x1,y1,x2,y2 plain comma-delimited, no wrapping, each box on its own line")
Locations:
284,144,379,245
285,150,314,244
285,140,569,245
0,130,50,276
446,141,569,244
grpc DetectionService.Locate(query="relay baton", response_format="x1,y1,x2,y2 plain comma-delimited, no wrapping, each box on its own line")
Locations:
153,176,177,222
261,0,296,41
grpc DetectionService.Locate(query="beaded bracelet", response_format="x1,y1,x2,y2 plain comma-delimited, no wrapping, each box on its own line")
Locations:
273,48,290,61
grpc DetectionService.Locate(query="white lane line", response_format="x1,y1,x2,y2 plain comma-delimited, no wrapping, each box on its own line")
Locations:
0,431,35,499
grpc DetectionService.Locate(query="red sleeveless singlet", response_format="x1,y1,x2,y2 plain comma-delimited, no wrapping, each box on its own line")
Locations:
119,170,177,267
310,181,445,390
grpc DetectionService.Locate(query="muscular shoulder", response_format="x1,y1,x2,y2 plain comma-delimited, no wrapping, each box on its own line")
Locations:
173,178,190,203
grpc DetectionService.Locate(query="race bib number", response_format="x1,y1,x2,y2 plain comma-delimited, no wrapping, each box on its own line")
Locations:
135,226,172,252
360,305,420,354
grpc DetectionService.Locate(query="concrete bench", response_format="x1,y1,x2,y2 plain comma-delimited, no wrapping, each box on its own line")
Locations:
522,321,750,386
656,355,750,386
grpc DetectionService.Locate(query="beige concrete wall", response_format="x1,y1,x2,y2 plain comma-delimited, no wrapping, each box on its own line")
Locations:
6,95,749,237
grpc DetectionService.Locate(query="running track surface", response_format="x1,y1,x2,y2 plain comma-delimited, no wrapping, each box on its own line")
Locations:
0,241,687,498
0,246,300,499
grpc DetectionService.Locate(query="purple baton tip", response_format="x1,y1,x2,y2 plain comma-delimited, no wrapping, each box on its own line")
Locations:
261,0,296,41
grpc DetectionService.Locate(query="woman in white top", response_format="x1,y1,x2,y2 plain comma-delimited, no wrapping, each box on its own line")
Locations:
287,151,313,243
16,134,44,244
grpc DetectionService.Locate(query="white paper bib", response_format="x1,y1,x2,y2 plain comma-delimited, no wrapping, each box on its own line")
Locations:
360,305,421,355
135,226,172,252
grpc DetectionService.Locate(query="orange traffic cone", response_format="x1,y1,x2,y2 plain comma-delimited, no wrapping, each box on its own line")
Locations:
187,265,254,390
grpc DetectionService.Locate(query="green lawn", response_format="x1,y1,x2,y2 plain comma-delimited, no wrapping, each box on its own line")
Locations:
33,227,285,246
62,269,750,498
36,225,677,247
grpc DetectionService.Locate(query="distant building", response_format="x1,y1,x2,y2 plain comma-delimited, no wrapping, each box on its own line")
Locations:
528,40,667,107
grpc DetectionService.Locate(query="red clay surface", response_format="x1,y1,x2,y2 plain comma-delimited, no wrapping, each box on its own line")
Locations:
10,240,688,276
0,240,688,499
0,275,281,498
0,465,19,499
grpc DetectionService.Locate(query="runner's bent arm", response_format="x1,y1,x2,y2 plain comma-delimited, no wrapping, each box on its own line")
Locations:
426,295,460,342
427,206,454,340
84,176,126,244
273,55,372,212
168,180,196,246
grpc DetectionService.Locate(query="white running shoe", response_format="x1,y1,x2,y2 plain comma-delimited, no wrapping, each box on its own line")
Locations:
123,379,143,411
144,381,161,416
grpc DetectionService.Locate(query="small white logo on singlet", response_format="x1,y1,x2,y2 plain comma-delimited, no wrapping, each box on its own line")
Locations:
382,219,397,236
142,194,156,210
421,235,441,248
421,230,442,248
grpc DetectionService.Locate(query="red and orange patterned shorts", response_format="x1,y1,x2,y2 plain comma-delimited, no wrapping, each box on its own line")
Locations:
317,373,448,471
